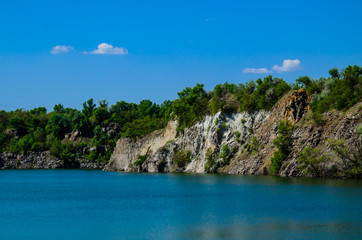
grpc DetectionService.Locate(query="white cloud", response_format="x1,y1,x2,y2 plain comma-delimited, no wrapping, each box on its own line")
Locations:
243,67,272,74
272,59,301,72
51,45,74,54
86,43,128,55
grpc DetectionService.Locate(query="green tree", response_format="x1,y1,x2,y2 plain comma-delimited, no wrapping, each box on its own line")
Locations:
328,68,339,79
296,76,312,88
53,104,65,113
45,113,71,139
82,99,96,118
270,120,295,174
9,117,27,136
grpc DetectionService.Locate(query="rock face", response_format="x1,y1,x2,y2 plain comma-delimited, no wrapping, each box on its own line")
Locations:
0,151,61,169
105,111,270,173
0,151,105,169
105,90,362,177
283,89,311,123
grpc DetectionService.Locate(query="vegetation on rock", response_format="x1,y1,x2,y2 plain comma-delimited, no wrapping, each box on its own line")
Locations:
0,65,361,172
270,120,295,174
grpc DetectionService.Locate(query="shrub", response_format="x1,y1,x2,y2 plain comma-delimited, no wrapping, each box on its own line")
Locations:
234,131,241,142
249,137,261,155
220,144,231,165
173,150,191,168
204,148,217,173
312,111,325,126
298,147,330,177
327,138,362,179
134,154,147,166
269,120,295,174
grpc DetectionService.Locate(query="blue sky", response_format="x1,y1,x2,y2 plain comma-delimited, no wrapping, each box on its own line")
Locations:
1,0,361,111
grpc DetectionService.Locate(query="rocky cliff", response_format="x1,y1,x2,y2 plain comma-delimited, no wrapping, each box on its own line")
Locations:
105,90,362,177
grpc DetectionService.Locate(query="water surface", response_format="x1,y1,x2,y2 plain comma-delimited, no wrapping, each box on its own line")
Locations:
0,170,361,239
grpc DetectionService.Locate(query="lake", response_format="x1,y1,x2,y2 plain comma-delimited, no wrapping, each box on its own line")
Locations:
0,170,361,239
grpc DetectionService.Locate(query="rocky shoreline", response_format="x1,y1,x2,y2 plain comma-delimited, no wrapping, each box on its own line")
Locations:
0,151,104,170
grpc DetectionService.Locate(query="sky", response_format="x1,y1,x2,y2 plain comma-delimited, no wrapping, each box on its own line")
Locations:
1,0,361,111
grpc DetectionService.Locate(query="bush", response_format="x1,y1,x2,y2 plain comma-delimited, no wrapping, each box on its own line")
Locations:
220,145,231,165
204,148,217,173
173,150,191,168
327,138,362,179
312,111,324,126
234,131,241,142
298,147,330,177
134,155,147,166
270,120,295,174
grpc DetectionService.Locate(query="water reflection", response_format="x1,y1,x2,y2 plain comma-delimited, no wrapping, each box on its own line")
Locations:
179,219,362,240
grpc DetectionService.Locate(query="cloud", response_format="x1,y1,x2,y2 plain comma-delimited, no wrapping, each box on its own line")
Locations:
86,43,128,55
51,45,74,54
243,59,302,74
243,68,272,74
272,59,301,72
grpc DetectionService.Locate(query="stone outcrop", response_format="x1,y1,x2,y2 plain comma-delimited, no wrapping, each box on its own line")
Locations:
0,151,105,169
105,90,362,177
283,89,311,123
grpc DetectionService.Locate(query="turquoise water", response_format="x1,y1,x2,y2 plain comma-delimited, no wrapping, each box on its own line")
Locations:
0,170,361,240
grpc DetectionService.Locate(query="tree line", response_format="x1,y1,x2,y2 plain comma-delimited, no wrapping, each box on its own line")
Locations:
0,65,360,164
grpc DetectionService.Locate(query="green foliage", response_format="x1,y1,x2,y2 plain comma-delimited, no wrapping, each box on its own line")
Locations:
82,99,96,118
122,116,164,139
173,150,191,168
327,138,362,179
249,137,261,155
209,82,240,114
296,76,312,88
204,148,217,173
45,113,71,139
310,65,362,117
48,136,62,158
328,68,339,79
9,117,27,136
239,76,291,112
53,104,65,113
91,101,110,126
220,144,231,165
205,144,236,173
134,155,147,166
248,127,254,135
312,111,325,126
29,107,47,115
234,131,241,142
172,84,210,128
270,120,295,174
0,65,360,171
92,125,107,146
298,147,330,177
0,133,6,150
